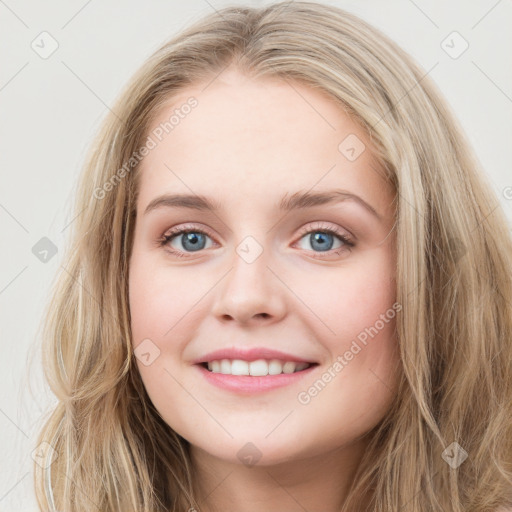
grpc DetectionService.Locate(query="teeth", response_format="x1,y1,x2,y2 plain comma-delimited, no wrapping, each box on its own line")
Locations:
206,359,311,376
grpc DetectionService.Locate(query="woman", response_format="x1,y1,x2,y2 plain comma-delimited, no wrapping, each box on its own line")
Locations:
33,2,512,510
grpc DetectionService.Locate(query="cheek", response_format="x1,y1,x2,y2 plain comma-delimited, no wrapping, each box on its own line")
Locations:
294,258,399,438
300,249,396,347
128,255,202,407
128,253,204,345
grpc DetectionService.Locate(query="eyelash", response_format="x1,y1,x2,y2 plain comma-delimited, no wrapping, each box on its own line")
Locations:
157,222,355,260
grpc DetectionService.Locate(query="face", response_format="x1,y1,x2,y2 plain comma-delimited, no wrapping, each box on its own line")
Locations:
128,68,400,468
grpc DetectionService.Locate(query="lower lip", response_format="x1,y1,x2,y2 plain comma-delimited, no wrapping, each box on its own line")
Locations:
195,363,318,393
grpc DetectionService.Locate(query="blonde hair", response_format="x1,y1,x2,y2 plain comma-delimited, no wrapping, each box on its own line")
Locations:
31,2,512,510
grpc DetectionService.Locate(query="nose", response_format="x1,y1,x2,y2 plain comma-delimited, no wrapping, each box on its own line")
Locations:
211,246,287,325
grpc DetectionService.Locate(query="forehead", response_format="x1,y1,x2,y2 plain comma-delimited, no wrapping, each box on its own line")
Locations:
136,70,393,217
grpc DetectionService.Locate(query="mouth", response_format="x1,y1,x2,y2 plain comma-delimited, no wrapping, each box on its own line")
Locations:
195,360,319,393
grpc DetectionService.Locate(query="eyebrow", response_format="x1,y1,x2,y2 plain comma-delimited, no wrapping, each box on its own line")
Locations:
143,189,382,220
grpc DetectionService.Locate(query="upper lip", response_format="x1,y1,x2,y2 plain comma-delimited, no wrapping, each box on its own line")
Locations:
192,347,318,365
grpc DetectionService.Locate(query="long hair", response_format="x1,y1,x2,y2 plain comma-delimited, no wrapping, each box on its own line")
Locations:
31,2,512,510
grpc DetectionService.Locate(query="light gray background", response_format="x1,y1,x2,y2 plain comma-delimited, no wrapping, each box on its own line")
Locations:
1,0,511,509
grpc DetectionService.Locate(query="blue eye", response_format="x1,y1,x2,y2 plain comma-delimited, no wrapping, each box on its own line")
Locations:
159,222,354,259
295,222,354,257
160,227,214,257
300,231,340,252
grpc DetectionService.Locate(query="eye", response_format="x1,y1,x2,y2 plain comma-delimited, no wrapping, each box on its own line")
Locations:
294,222,354,258
158,224,216,257
158,221,355,259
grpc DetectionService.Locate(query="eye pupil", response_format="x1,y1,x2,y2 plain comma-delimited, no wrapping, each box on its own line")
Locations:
182,232,205,251
310,232,334,252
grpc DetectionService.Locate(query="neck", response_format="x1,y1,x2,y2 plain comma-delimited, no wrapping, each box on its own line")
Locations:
189,438,370,512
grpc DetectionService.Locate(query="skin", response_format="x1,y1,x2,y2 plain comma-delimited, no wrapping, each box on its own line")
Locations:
128,67,401,512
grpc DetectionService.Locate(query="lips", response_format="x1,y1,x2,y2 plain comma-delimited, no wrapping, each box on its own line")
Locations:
195,362,318,393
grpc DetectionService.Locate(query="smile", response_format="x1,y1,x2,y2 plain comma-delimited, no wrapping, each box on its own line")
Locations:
195,360,319,393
